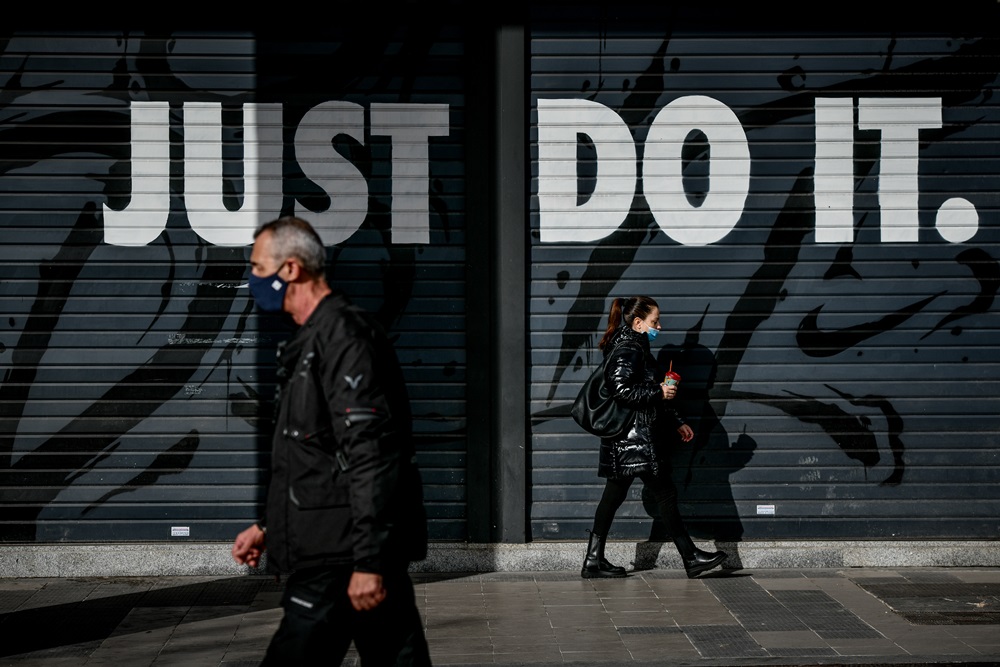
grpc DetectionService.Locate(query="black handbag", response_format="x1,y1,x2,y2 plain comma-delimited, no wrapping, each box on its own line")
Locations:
571,355,635,438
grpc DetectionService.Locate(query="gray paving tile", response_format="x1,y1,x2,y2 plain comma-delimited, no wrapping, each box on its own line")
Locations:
10,657,96,667
846,576,908,585
0,603,129,658
430,637,494,653
480,574,539,583
893,634,982,655
854,581,1000,625
609,612,677,627
151,654,227,666
599,599,666,613
681,624,768,658
425,619,491,636
810,575,911,632
18,582,101,610
954,569,1000,584
827,637,907,656
671,605,740,625
944,624,1000,640
86,645,166,666
543,601,604,609
0,590,36,613
900,570,965,583
0,579,49,607
495,651,563,664
428,654,494,665
85,580,154,601
794,569,844,578
627,644,700,662
547,614,611,629
748,630,827,649
637,570,690,580
553,626,621,641
752,577,821,590
751,569,815,579
557,647,633,662
767,646,839,657
488,621,556,637
617,625,682,635
769,589,882,639
218,658,263,667
702,577,809,632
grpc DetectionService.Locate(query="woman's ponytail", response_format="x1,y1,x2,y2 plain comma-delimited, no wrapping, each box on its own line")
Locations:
598,298,624,351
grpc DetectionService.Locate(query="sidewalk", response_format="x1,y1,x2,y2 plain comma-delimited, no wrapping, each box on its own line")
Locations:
2,566,999,666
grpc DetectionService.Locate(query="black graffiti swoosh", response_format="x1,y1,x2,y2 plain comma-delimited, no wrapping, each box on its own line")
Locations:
81,431,199,514
796,292,943,357
921,248,999,339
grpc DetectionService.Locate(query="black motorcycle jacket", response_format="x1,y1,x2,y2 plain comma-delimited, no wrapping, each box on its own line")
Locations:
261,291,427,574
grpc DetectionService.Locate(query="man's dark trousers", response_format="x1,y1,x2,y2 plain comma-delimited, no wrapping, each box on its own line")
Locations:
261,566,431,666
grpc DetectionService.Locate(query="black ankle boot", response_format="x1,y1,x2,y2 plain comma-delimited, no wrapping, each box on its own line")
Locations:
672,532,726,578
682,547,727,579
581,531,627,578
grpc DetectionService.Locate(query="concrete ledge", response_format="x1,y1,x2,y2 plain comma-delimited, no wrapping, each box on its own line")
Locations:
1,540,998,578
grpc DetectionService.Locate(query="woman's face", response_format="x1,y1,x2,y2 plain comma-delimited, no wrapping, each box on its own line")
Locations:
632,307,661,334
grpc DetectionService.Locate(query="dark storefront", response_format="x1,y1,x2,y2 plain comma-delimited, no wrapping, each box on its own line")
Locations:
2,4,999,552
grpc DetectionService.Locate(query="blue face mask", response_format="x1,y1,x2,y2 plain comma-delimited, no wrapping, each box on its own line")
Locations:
646,327,659,342
248,271,288,312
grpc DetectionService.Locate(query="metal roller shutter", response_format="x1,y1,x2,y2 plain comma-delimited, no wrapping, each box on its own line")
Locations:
0,22,469,542
529,4,1000,541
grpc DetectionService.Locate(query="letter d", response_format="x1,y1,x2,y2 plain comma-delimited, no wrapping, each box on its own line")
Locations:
537,99,636,243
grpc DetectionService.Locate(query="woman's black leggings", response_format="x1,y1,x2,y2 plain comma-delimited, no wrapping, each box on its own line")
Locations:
592,472,695,558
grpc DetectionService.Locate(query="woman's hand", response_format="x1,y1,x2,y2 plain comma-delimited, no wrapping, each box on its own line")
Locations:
661,383,677,400
677,424,694,442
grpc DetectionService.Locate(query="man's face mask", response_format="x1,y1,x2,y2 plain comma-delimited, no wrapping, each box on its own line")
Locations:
249,270,288,312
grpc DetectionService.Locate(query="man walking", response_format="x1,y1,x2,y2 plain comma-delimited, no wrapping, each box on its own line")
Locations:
232,216,431,665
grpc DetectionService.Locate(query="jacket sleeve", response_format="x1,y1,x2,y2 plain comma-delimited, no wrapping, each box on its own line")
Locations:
660,403,686,430
318,330,406,574
605,348,663,409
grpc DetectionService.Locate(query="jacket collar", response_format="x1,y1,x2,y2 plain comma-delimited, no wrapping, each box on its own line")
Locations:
301,290,350,330
608,323,649,353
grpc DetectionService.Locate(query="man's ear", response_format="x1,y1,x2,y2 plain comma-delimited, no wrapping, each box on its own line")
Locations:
283,259,304,283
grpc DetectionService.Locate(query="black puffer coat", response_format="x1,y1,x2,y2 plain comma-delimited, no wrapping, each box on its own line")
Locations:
598,325,685,479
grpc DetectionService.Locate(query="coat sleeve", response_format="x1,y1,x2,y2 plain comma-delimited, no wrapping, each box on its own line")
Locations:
660,403,686,430
318,329,406,574
605,348,663,409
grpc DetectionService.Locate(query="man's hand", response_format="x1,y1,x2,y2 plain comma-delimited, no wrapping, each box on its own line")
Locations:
348,571,386,611
232,524,266,568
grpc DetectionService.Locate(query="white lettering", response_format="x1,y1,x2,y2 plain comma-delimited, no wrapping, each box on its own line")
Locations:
370,103,450,244
644,95,750,246
858,97,942,243
536,98,637,243
814,98,855,243
102,102,171,246
184,102,284,246
294,101,369,246
103,101,448,247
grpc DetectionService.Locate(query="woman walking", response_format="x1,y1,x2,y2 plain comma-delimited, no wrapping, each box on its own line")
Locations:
581,296,727,579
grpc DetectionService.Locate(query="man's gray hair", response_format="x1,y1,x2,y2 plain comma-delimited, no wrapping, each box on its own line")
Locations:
254,216,326,275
